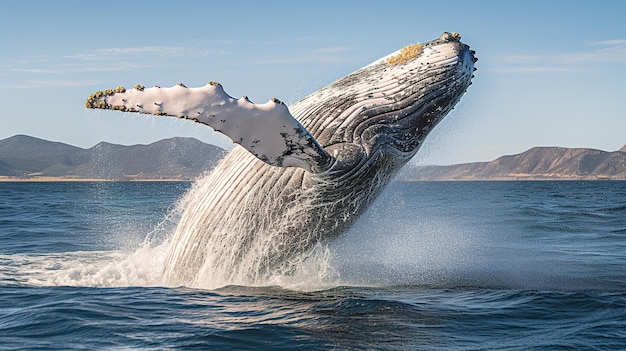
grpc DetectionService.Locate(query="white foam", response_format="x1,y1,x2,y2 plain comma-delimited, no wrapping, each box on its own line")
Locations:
3,243,169,288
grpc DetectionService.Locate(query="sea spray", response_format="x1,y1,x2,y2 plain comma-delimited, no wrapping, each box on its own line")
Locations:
9,173,342,290
161,148,364,289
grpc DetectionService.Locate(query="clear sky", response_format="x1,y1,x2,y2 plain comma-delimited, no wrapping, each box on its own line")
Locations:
1,0,625,165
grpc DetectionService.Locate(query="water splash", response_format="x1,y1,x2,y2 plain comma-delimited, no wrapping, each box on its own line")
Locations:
0,175,469,291
3,240,338,291
161,151,351,289
3,181,624,293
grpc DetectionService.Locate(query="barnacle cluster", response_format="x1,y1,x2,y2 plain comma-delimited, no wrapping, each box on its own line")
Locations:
85,86,126,109
85,99,108,109
387,43,423,66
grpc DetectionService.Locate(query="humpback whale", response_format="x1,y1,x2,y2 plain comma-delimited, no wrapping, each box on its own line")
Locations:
86,32,476,287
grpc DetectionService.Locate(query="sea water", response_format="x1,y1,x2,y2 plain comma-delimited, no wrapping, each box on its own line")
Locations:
0,181,625,350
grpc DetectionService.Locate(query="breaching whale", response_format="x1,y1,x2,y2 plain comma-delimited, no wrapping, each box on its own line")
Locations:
86,32,476,287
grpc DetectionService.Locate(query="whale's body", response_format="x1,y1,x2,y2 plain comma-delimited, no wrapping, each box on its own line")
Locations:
86,33,476,287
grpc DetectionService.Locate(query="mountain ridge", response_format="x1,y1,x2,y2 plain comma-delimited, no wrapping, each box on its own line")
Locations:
0,135,227,180
1,135,625,181
401,145,626,181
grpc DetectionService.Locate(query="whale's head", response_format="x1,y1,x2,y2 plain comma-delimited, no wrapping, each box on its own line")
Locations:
295,32,476,171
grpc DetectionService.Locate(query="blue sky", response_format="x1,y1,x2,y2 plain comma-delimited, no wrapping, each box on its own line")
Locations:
1,0,625,165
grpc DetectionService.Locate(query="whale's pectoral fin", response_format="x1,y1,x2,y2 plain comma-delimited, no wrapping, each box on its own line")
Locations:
85,83,333,173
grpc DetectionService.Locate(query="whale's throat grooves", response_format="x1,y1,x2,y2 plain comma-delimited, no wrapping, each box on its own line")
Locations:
163,146,398,287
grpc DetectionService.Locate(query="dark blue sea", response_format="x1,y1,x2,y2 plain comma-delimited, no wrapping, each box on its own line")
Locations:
1,180,625,350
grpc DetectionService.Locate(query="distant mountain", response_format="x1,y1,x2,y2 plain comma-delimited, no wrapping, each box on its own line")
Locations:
0,135,84,174
3,136,625,181
401,146,626,181
0,135,227,180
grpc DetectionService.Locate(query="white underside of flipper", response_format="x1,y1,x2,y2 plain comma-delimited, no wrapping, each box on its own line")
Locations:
86,83,331,173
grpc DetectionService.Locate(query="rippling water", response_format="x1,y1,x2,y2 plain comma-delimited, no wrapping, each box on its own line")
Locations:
1,181,625,350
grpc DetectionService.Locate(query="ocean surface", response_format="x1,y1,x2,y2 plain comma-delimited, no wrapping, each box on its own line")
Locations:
1,180,625,350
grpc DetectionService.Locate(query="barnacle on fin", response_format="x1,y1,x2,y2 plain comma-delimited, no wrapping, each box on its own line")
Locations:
85,90,112,109
89,86,125,99
134,84,145,91
85,98,109,109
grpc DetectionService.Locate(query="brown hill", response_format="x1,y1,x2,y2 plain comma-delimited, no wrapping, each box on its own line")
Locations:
3,136,624,181
0,135,227,180
0,135,84,173
403,146,626,181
